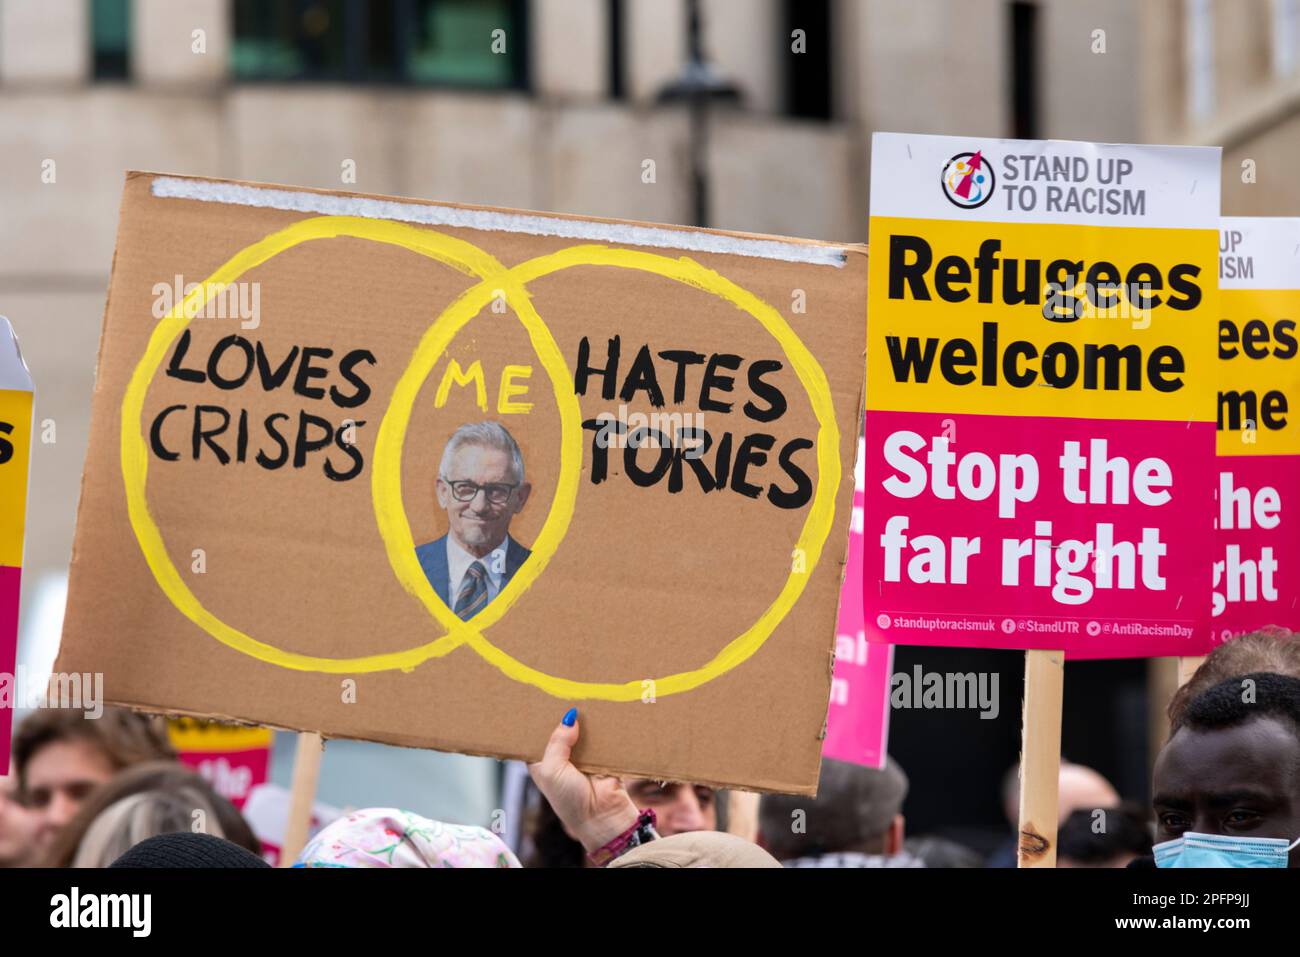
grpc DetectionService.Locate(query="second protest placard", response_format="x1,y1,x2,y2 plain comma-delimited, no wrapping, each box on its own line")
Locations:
864,133,1220,657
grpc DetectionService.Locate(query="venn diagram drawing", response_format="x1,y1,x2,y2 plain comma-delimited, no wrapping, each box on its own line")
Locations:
120,215,843,700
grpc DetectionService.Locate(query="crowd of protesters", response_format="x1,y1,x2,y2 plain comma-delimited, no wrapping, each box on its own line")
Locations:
1,627,1297,868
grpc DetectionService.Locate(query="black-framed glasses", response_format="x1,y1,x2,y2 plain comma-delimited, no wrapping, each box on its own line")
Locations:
440,476,518,505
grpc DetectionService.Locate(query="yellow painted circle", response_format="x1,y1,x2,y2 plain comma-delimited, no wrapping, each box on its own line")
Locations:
122,218,842,700
373,245,842,700
121,216,536,672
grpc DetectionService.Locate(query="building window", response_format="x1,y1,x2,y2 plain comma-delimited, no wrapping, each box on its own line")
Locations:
1185,0,1215,121
92,0,131,81
782,0,831,120
608,0,626,100
1008,1,1038,139
1273,0,1299,77
231,0,528,88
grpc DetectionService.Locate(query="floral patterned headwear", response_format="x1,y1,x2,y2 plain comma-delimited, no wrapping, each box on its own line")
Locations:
295,807,520,868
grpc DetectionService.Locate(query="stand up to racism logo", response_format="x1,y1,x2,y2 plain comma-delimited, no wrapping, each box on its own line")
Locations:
941,150,996,209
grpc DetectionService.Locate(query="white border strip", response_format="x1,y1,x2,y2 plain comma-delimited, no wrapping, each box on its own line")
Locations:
151,176,847,268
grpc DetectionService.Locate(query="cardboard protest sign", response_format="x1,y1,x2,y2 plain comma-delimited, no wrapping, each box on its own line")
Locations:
167,718,273,810
823,430,892,768
864,133,1220,658
54,173,868,794
1213,218,1300,639
0,318,33,774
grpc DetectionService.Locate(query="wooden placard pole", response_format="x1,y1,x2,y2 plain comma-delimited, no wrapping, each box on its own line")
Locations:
279,731,324,867
725,789,761,844
1147,658,1180,764
1017,649,1064,868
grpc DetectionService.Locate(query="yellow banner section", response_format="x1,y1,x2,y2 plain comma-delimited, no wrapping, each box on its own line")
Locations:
866,217,1218,422
168,717,273,752
0,388,33,567
1217,288,1300,456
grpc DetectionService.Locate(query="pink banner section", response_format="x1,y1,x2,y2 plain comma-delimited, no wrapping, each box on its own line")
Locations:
1212,456,1299,641
0,564,20,775
823,479,893,769
176,746,271,811
862,410,1216,658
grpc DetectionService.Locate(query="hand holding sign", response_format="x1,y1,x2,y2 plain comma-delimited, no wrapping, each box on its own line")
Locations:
527,709,640,853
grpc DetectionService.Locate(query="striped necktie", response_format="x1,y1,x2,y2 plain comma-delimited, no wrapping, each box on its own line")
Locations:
454,561,489,620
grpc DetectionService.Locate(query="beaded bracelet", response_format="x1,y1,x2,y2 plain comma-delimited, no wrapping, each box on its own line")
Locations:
587,808,659,867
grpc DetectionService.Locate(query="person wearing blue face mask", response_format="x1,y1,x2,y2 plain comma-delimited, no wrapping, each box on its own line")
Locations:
1150,671,1300,868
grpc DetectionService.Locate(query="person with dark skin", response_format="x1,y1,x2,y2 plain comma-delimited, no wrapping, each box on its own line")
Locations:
1166,627,1299,730
1151,672,1300,868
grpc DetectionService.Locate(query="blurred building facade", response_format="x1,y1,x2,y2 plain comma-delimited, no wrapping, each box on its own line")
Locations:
2,0,1295,833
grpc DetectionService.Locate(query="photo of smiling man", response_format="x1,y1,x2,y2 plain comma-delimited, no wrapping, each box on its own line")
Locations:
416,421,533,620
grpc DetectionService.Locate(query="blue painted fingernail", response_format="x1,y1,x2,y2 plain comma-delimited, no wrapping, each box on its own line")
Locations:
562,707,578,727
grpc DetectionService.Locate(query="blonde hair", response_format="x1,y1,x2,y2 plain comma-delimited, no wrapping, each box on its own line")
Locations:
70,786,229,868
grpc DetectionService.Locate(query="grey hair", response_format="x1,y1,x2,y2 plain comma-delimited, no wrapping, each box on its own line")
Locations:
439,421,525,484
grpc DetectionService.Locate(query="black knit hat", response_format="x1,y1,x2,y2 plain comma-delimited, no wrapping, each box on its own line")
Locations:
109,832,271,868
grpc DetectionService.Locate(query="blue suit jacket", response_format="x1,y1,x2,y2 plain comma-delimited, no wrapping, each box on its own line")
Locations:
415,533,532,608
